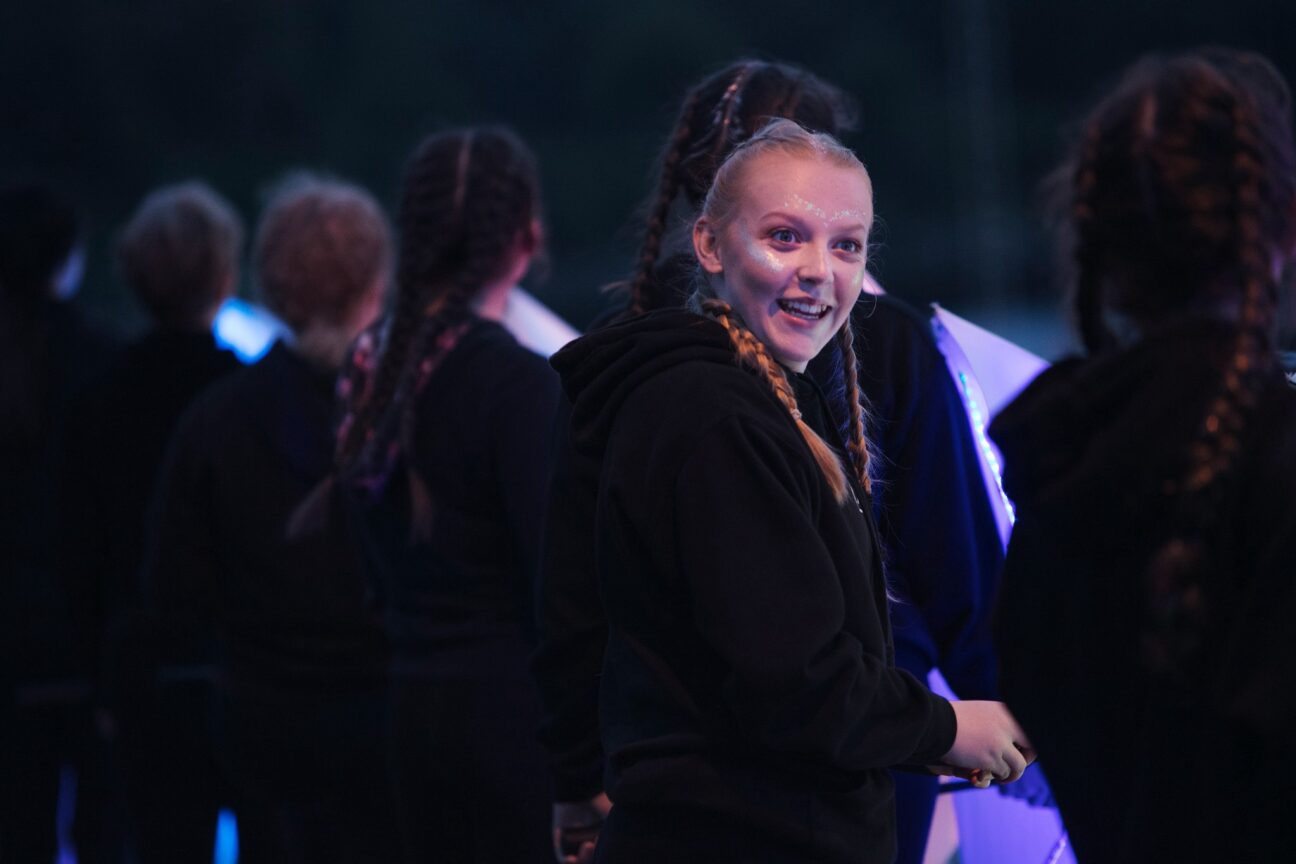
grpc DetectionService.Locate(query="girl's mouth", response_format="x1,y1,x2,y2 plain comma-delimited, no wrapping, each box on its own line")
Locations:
777,298,832,321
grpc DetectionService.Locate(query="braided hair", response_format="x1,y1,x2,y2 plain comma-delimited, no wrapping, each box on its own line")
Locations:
692,120,874,502
625,59,858,315
291,127,543,538
1062,49,1296,674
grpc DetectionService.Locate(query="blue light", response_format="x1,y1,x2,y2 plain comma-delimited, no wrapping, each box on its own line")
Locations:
213,298,285,364
957,371,1016,524
214,808,239,864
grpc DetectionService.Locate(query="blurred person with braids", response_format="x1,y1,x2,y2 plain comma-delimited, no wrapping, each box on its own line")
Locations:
538,60,1007,864
296,128,558,863
991,48,1296,862
551,119,1032,863
0,182,119,863
142,174,396,863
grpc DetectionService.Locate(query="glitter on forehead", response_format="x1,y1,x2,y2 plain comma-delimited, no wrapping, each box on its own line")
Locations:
781,194,869,225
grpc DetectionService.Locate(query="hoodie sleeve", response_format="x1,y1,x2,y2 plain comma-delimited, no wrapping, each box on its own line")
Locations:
533,394,608,801
664,414,956,770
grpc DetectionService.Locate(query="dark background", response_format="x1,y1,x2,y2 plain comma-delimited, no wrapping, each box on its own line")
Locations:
3,0,1292,354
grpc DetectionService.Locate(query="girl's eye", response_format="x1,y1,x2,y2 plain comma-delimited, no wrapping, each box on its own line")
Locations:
770,228,798,244
836,239,864,254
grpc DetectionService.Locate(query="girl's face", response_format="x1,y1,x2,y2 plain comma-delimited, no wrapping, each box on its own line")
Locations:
694,152,872,372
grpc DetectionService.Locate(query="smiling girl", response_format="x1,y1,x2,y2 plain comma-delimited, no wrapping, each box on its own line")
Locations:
551,120,1031,862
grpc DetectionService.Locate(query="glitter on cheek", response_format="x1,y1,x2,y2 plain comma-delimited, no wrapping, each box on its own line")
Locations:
742,235,788,276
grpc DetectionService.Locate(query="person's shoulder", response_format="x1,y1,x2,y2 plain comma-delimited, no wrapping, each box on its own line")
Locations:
459,317,540,361
620,354,786,446
463,318,556,385
172,357,265,443
853,293,942,357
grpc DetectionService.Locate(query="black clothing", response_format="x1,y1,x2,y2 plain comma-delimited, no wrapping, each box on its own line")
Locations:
61,330,240,657
145,342,387,693
350,318,561,863
991,318,1296,862
1,297,118,687
535,295,1000,824
812,295,1002,864
0,295,118,864
143,342,395,862
57,328,238,864
534,390,608,801
551,311,956,863
811,295,1002,701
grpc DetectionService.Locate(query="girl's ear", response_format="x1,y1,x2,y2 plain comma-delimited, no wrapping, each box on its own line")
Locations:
693,217,724,275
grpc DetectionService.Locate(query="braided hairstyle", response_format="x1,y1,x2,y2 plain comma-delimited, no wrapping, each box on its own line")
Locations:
292,127,543,538
626,59,858,315
1063,49,1296,675
692,119,874,503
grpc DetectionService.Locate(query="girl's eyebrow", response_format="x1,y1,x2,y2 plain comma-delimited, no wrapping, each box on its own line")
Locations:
758,209,869,234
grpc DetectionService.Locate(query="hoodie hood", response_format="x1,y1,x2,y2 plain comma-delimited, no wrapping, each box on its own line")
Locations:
989,317,1278,514
550,310,735,461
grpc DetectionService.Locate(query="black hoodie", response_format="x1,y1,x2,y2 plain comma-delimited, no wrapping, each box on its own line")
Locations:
551,310,955,863
990,317,1296,863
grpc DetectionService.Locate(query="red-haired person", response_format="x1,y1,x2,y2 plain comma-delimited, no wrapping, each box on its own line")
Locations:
143,174,397,863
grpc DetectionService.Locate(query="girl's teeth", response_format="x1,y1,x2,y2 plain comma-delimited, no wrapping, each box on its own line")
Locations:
780,300,829,319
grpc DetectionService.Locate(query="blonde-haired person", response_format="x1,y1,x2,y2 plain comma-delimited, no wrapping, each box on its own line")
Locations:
551,119,1031,863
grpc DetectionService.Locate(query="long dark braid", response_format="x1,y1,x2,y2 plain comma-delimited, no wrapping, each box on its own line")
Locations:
292,128,542,538
1070,118,1110,355
625,60,858,315
1181,94,1278,493
627,86,707,316
1063,50,1296,676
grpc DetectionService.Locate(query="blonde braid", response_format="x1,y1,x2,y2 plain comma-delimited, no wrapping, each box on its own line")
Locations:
700,298,850,504
835,322,873,494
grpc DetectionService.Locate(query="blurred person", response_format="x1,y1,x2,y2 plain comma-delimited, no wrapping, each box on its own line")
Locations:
992,48,1296,861
551,119,1032,863
535,59,1005,864
59,180,243,862
0,182,118,864
295,128,559,863
142,174,397,863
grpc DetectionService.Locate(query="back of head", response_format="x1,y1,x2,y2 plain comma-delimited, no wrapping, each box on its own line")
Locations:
118,181,244,329
323,126,544,531
255,173,392,336
1067,48,1296,351
0,183,80,303
629,59,857,313
394,126,542,316
1064,48,1296,678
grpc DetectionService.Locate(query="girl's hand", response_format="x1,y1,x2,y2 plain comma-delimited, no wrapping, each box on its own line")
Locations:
552,792,612,864
943,700,1036,783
